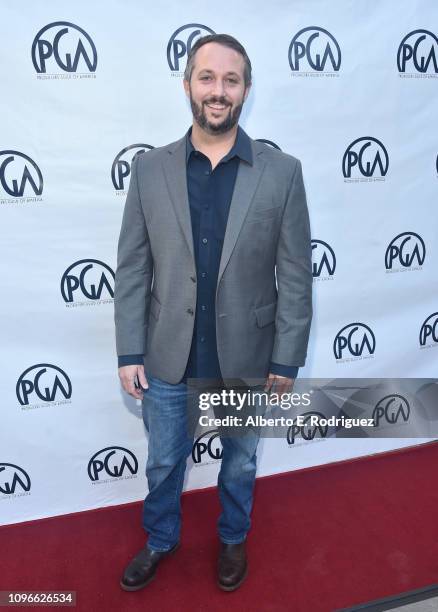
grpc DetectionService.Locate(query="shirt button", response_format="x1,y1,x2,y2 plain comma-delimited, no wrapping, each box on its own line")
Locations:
204,170,210,176
201,272,207,278
202,238,208,244
201,305,206,311
187,308,194,315
200,336,206,343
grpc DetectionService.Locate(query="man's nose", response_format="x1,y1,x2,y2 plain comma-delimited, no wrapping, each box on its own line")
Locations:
210,78,226,98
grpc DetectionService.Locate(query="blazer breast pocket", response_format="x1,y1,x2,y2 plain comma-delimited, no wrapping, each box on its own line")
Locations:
245,206,281,224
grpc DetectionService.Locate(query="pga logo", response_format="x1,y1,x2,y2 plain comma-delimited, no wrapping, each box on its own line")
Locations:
0,463,31,495
419,313,438,347
16,364,72,406
288,27,341,72
87,447,138,482
167,24,215,73
343,137,389,179
311,239,336,278
192,429,222,464
385,232,426,270
397,30,438,74
286,411,328,445
334,323,376,360
31,21,97,74
372,395,410,427
111,145,153,191
61,259,114,303
0,150,43,198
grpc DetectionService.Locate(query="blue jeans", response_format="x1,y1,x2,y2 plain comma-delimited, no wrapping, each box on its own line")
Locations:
141,375,262,552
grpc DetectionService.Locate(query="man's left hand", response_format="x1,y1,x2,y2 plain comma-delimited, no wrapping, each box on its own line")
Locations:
264,373,295,394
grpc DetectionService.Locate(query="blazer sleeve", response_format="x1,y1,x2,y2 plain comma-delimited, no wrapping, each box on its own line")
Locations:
272,159,313,367
114,153,153,357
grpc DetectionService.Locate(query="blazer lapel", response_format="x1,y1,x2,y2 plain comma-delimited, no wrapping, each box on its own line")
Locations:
162,134,266,282
162,136,195,262
217,144,266,285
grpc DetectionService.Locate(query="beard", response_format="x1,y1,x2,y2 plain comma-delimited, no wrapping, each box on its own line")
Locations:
188,87,244,135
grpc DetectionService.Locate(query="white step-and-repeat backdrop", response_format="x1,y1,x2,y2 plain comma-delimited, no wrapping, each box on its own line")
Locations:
1,0,437,525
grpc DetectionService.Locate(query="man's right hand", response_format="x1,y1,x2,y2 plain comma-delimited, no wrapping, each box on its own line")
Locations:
118,364,148,400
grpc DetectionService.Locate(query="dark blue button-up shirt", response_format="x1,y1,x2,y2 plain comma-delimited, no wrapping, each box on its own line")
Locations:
118,125,298,381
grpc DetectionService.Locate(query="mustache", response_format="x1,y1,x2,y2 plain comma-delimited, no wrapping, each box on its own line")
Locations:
204,97,231,106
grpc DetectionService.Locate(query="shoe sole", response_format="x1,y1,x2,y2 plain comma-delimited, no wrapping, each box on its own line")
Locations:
120,541,180,592
217,564,248,592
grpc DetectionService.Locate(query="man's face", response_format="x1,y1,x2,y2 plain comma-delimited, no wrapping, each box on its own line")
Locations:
183,42,250,135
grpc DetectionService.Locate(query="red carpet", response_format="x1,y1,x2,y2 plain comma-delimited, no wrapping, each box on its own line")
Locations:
2,441,438,612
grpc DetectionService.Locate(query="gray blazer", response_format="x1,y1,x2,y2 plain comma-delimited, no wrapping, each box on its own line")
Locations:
114,131,312,385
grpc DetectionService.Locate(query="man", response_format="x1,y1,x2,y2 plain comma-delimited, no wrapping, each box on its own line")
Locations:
114,33,312,592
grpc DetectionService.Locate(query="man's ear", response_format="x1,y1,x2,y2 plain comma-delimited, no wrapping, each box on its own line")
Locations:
183,78,190,97
243,83,251,102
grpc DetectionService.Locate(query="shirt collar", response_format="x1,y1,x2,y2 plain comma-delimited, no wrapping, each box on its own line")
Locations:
185,124,253,166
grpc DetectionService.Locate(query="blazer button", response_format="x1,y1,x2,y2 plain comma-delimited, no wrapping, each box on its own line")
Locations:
187,308,194,315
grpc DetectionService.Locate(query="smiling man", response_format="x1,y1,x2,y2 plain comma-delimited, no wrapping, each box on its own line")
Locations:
186,49,245,136
114,33,312,592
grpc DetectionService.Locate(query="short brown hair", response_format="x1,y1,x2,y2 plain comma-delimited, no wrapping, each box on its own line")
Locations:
184,33,252,88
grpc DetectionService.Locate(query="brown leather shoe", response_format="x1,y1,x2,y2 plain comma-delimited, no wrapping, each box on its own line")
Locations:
120,541,180,591
217,542,248,591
